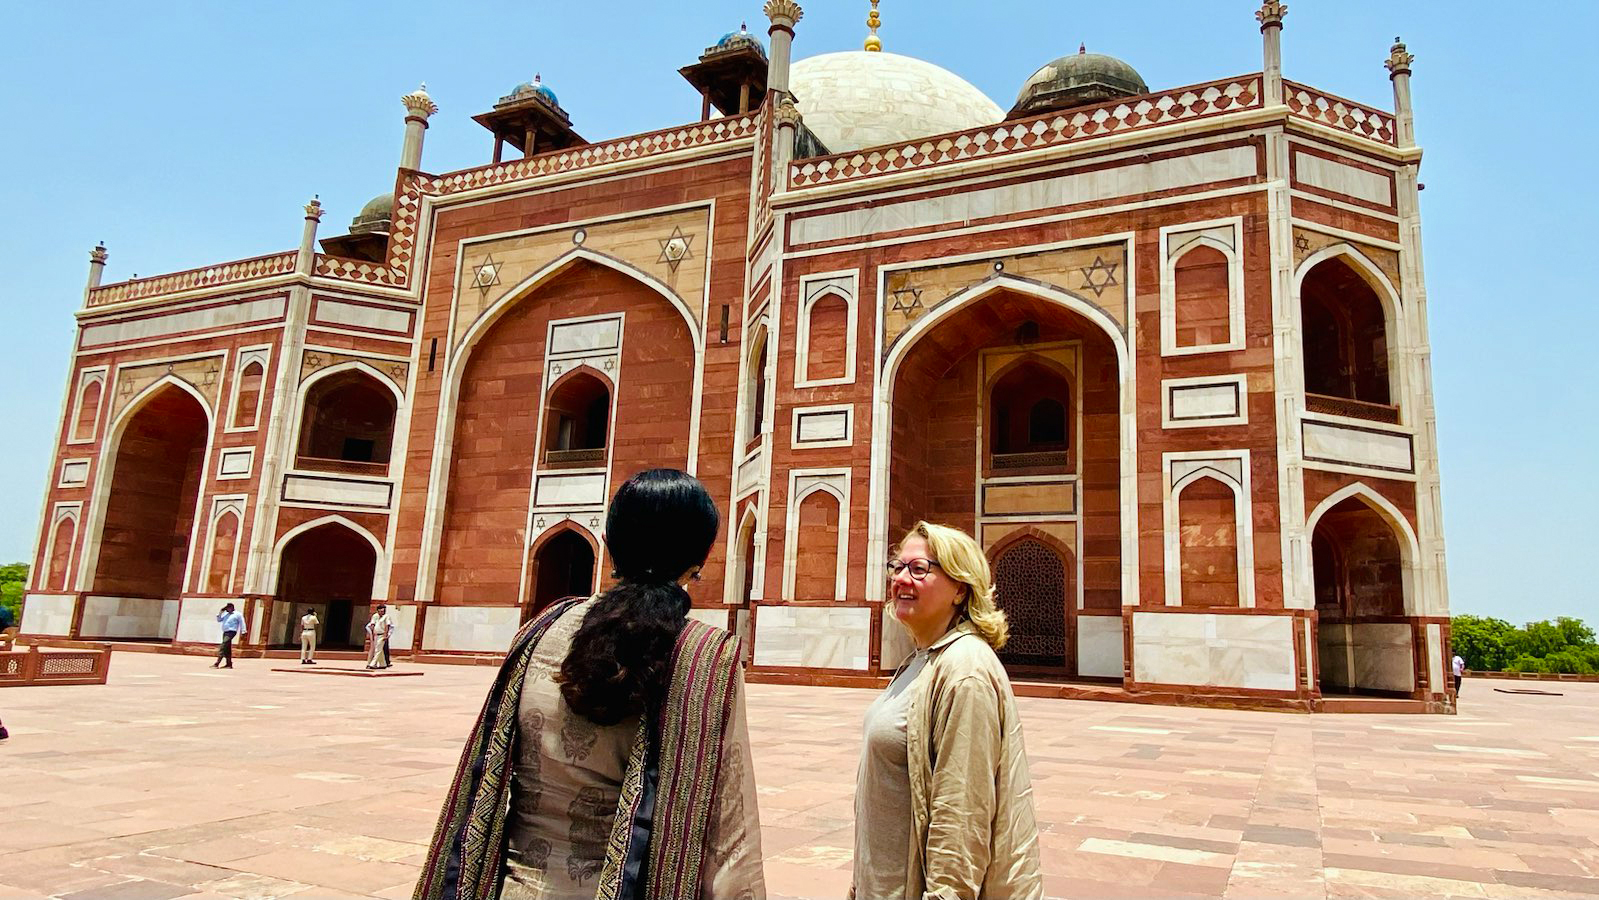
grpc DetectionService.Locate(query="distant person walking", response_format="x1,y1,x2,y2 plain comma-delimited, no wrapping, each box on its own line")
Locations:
213,603,245,669
365,604,394,670
1452,653,1466,695
299,608,320,665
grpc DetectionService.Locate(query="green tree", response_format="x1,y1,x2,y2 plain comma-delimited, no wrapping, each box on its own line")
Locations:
1556,617,1597,648
0,561,25,628
1450,615,1515,671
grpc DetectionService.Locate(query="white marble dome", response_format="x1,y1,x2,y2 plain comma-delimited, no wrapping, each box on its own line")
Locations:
789,51,1004,153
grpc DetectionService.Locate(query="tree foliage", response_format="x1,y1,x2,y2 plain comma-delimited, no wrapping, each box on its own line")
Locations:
1452,614,1599,675
0,562,25,629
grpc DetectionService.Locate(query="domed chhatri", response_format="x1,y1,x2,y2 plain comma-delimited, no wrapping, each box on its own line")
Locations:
1010,46,1149,118
715,22,764,54
790,51,1004,153
350,193,393,235
501,73,561,109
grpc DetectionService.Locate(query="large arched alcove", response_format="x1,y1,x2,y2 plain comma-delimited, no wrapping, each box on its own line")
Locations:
297,368,398,473
435,260,695,606
271,521,378,650
1309,489,1416,695
92,383,210,600
883,283,1126,677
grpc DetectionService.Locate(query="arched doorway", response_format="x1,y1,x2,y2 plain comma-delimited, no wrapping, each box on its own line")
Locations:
270,522,377,650
1310,493,1412,695
885,283,1125,679
991,537,1072,673
91,383,210,605
527,528,597,618
297,369,398,474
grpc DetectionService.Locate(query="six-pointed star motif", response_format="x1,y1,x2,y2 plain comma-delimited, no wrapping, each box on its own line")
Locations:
1079,255,1119,297
658,227,695,272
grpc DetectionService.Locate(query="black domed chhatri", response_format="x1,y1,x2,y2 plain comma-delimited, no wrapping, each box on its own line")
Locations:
1009,45,1149,118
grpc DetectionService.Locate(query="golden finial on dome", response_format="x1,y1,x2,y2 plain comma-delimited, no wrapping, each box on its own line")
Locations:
864,0,882,52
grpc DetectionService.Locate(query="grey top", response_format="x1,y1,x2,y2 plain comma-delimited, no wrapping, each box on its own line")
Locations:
854,648,931,900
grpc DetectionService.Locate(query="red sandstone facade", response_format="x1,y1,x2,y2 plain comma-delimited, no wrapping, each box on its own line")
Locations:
22,4,1453,711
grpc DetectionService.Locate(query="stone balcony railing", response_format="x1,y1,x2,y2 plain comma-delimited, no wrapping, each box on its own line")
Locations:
294,455,391,478
991,450,1071,471
1282,80,1397,145
544,448,606,467
84,251,297,308
1304,392,1401,424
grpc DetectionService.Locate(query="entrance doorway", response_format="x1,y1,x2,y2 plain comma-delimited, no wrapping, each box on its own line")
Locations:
527,529,596,619
270,522,377,650
991,537,1073,675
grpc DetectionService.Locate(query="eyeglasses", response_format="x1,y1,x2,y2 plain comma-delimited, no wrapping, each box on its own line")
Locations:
886,558,942,581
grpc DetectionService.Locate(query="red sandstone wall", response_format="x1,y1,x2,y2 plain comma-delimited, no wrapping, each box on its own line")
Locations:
388,154,753,606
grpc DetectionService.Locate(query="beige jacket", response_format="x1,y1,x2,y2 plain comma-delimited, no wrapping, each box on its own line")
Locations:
901,622,1043,900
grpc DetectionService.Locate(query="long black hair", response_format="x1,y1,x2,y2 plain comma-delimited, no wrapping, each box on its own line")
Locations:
558,468,720,724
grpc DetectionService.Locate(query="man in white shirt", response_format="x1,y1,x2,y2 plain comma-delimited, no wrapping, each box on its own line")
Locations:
366,604,395,670
1452,653,1466,695
299,608,320,665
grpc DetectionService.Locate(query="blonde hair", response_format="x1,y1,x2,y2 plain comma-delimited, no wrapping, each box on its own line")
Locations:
899,521,1009,650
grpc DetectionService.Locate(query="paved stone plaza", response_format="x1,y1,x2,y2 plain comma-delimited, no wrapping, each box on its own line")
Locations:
2,654,1597,899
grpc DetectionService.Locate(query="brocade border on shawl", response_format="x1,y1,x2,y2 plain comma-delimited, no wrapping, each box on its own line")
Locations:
414,599,582,900
645,622,741,899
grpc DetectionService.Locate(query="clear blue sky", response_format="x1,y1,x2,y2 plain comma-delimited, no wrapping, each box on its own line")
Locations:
0,2,1592,624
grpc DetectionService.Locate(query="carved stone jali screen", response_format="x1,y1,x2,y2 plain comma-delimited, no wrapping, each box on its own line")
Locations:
992,538,1070,671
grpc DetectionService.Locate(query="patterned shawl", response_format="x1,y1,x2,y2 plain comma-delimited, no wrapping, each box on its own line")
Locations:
414,601,741,900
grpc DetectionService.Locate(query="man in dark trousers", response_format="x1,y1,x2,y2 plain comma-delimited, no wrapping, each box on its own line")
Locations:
213,603,245,669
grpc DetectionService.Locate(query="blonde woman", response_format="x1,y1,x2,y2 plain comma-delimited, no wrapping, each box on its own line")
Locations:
854,521,1042,900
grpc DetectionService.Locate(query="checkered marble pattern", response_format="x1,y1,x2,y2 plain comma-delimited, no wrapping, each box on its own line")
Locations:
3,653,1599,898
84,252,297,308
311,254,403,286
789,76,1264,190
1284,80,1398,145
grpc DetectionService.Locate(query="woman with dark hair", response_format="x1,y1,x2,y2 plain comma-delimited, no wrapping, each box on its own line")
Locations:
417,469,765,900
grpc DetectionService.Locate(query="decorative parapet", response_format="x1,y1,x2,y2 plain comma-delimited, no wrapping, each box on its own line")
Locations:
418,113,759,197
313,254,404,286
1283,80,1396,144
84,251,297,308
789,75,1264,190
83,112,759,307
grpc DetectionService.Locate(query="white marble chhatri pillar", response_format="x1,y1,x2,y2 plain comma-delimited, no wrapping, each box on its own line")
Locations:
763,0,803,97
1256,1,1287,106
400,83,438,172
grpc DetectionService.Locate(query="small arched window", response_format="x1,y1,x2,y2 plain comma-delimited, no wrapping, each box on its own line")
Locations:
988,359,1071,472
1028,399,1066,446
297,370,398,473
232,362,265,429
544,371,610,466
72,379,103,442
1301,256,1395,420
745,327,769,446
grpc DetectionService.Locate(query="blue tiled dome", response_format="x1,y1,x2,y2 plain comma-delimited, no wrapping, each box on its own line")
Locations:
509,74,559,107
716,24,763,52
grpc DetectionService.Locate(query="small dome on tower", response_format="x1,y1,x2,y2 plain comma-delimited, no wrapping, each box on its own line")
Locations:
350,193,393,235
1010,46,1148,118
502,73,561,109
714,22,764,53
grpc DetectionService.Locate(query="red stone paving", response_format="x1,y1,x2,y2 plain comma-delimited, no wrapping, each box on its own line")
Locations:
2,654,1598,898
